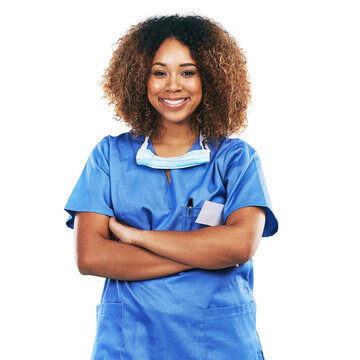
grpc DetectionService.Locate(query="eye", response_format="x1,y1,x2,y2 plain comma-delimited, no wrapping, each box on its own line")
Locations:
182,71,196,77
153,70,167,77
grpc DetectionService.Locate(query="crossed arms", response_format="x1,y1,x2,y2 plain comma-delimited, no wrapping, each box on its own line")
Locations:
74,206,265,281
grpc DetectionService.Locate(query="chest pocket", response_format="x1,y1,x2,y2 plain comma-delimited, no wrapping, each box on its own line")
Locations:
181,206,206,231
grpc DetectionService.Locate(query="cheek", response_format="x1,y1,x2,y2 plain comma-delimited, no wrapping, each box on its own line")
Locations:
147,79,162,97
193,85,203,105
189,79,202,98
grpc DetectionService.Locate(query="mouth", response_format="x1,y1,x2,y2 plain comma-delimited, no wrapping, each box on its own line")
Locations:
159,97,190,108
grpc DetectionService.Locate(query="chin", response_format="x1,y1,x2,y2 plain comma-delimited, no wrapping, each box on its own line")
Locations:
161,117,191,125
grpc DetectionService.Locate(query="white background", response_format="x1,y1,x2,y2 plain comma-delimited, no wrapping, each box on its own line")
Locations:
1,1,359,359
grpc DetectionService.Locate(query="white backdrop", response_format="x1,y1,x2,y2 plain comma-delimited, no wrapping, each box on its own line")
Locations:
1,1,359,359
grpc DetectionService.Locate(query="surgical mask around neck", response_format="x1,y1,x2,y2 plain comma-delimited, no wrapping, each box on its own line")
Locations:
136,133,210,169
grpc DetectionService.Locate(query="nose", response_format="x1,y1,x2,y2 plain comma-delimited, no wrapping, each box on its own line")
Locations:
165,74,182,92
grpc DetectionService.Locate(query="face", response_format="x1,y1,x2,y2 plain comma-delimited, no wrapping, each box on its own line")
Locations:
147,38,202,127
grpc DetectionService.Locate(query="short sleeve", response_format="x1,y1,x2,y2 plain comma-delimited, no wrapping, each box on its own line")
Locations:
64,136,115,229
223,144,278,237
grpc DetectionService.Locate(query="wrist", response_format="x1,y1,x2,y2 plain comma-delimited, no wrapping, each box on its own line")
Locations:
134,229,147,247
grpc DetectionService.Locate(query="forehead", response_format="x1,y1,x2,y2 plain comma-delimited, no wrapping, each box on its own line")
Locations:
152,38,196,64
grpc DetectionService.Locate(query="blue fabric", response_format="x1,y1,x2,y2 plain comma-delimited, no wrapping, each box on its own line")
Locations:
65,139,115,229
65,132,277,359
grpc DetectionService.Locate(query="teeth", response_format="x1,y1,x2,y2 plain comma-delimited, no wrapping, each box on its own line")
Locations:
161,98,188,105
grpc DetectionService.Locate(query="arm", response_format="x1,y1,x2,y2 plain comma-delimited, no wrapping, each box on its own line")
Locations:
109,206,266,269
74,212,195,281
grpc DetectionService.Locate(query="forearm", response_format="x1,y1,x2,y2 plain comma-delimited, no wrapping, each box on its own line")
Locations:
136,225,251,269
108,207,264,271
80,237,195,281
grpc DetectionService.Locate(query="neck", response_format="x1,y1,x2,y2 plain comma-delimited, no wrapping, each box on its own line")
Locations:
151,121,199,147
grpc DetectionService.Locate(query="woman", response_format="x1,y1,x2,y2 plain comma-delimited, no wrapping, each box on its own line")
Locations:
65,14,278,360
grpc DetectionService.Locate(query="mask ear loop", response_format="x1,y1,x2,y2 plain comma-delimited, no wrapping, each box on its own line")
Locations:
140,136,150,151
199,132,210,151
141,128,155,150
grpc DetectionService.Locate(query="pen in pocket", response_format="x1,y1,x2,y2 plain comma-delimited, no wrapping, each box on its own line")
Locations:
186,197,193,218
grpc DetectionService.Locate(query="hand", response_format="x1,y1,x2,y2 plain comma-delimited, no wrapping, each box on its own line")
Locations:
109,217,142,245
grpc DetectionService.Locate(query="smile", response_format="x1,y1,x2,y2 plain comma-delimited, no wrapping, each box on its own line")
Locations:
160,97,190,108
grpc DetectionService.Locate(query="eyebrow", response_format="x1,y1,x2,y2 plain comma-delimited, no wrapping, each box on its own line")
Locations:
151,62,197,68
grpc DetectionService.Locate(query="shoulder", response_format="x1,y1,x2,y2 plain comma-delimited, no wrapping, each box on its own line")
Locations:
94,132,147,166
221,137,256,154
107,131,144,150
93,132,144,155
210,136,258,165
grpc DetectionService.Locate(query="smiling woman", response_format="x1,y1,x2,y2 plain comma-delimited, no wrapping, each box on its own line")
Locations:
102,14,251,142
147,38,203,126
64,14,278,360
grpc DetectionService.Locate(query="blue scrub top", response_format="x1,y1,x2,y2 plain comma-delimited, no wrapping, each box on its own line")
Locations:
65,132,278,360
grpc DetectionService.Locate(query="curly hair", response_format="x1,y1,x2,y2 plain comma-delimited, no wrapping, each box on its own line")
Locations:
102,14,251,143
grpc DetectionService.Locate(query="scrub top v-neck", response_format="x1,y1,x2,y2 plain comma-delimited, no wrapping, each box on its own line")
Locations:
148,136,200,185
64,131,278,360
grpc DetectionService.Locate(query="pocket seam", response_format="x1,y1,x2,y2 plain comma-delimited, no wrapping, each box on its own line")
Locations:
93,303,124,360
203,301,260,359
181,206,202,218
181,206,203,231
96,302,124,316
203,301,255,320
